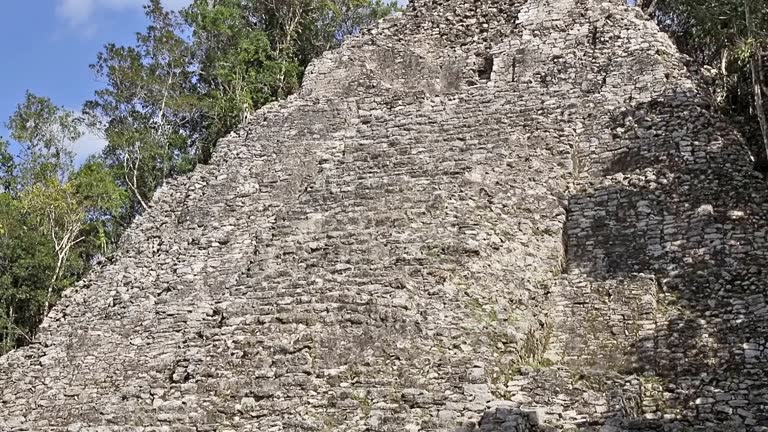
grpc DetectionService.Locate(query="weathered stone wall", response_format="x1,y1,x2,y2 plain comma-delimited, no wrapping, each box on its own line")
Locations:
1,0,767,431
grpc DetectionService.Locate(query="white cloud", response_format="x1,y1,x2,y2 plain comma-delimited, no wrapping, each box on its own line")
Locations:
56,0,192,27
68,129,108,165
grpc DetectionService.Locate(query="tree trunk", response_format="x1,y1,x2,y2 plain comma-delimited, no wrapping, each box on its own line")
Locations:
124,152,149,211
757,47,768,158
749,55,768,158
746,0,768,160
643,0,657,16
3,305,13,352
44,253,64,314
157,71,175,180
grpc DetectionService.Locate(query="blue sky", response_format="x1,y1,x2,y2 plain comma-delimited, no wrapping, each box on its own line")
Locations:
0,0,408,163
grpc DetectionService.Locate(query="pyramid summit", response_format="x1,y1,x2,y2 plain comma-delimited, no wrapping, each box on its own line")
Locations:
2,0,768,430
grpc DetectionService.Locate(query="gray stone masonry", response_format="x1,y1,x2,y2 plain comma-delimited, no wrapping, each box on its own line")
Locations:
1,0,767,430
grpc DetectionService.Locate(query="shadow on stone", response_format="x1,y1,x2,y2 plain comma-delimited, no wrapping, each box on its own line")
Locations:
564,89,768,430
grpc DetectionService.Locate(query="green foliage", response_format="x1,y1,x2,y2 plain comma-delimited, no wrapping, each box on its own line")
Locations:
0,95,129,354
70,159,129,218
84,0,198,211
295,0,400,64
7,92,82,187
182,0,397,159
655,0,768,59
184,0,302,160
70,159,130,253
0,193,54,353
0,139,16,194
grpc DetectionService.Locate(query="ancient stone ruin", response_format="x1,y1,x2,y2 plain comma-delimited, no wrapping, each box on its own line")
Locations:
2,0,768,430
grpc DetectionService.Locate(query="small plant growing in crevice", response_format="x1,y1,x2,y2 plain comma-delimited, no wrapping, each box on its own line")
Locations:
352,393,373,416
639,374,666,413
520,321,554,365
322,416,340,431
489,321,557,398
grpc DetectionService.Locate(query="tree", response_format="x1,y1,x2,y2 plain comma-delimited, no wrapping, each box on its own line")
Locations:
182,0,398,159
86,0,399,213
0,138,16,194
69,159,130,255
14,161,127,315
20,179,85,313
184,0,301,161
85,0,197,212
0,193,54,353
653,0,768,160
5,94,81,313
5,90,129,319
6,91,82,187
744,0,768,160
291,0,400,65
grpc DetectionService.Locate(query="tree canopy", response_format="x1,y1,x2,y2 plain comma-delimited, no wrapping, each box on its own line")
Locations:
0,94,127,352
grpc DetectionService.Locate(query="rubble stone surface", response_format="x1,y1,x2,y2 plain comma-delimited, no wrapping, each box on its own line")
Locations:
2,0,767,430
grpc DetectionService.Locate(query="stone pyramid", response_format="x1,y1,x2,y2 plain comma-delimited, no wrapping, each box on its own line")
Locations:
2,0,768,430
